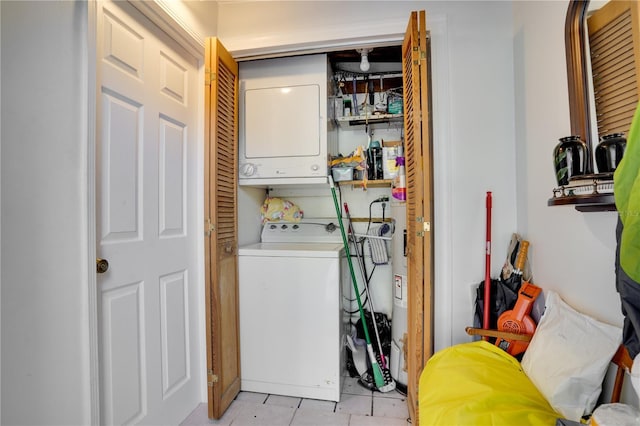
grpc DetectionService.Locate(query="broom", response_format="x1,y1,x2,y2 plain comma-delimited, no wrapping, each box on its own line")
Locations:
344,202,395,392
329,175,385,390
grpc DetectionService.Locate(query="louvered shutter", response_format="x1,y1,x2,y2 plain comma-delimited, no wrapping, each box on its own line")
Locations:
214,61,238,247
403,10,434,425
204,37,240,420
588,1,640,137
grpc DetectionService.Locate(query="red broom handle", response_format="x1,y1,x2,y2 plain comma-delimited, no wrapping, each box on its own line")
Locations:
483,192,492,334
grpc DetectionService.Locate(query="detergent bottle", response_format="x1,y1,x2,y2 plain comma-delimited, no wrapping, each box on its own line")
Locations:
392,154,406,201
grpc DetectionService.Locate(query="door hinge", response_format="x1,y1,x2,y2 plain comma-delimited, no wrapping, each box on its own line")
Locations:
205,68,216,86
207,369,218,387
416,217,430,237
205,218,216,236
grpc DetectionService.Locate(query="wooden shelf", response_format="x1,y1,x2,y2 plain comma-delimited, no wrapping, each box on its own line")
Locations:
338,179,392,188
348,217,394,223
336,113,403,129
547,193,616,212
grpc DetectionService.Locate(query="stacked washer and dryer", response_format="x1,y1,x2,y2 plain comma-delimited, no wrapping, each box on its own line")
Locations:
237,54,348,402
236,52,408,402
238,219,350,402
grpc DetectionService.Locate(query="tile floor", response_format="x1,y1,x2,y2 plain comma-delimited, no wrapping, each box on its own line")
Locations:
180,376,411,426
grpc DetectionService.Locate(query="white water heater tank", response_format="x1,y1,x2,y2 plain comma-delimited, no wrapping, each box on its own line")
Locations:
390,202,408,390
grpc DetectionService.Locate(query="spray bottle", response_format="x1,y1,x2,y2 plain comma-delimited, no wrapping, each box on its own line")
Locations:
392,146,406,201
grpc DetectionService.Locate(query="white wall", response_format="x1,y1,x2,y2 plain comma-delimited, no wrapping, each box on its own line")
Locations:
173,0,218,41
1,1,92,424
512,1,622,334
217,0,518,348
513,0,634,405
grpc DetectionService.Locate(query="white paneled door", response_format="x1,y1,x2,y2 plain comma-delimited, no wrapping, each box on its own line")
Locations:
96,1,200,424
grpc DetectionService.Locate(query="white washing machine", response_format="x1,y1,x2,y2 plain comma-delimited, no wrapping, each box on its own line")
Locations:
238,218,349,401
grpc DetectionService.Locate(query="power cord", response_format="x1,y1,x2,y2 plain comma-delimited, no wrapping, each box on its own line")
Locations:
367,196,390,234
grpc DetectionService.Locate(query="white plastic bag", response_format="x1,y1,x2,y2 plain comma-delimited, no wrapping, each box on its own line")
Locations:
591,403,640,426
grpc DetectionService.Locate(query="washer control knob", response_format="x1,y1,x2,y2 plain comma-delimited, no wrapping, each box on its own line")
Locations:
270,224,277,229
240,163,257,177
281,224,288,230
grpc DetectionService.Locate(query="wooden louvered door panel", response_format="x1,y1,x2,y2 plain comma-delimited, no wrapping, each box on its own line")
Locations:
402,10,434,425
588,1,640,137
204,37,240,419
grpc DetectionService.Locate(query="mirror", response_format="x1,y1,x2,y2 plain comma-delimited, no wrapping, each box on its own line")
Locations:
565,0,639,175
565,0,594,173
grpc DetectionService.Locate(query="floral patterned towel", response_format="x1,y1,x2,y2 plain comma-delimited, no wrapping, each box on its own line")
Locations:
260,197,303,224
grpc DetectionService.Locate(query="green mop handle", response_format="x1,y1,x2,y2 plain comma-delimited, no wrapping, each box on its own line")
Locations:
328,176,373,346
329,176,385,389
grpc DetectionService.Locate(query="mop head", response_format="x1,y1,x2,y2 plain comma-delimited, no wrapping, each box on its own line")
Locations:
357,371,378,391
358,368,396,393
375,352,396,393
367,224,391,265
357,355,396,393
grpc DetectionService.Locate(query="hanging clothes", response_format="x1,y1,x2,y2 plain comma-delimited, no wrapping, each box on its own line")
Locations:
614,102,640,358
616,218,640,358
614,104,640,282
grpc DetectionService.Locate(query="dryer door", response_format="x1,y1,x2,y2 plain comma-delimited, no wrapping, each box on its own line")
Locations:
245,84,321,159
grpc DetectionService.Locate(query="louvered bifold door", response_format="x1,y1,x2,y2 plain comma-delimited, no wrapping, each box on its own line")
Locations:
402,10,434,426
204,37,241,420
588,1,640,137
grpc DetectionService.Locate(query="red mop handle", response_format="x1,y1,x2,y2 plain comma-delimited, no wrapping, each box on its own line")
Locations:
483,192,492,333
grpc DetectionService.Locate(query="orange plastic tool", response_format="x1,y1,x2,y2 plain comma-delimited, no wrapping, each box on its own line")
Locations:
495,281,541,356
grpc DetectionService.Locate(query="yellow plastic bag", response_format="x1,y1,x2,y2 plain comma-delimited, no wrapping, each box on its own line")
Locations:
330,146,366,170
419,341,560,425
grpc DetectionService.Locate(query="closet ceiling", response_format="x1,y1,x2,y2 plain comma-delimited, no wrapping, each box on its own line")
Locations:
329,45,402,94
329,45,402,74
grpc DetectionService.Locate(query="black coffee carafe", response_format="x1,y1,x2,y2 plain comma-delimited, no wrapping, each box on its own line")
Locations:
367,143,383,180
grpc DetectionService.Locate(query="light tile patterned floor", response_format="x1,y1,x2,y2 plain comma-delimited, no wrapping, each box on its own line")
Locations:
180,376,411,426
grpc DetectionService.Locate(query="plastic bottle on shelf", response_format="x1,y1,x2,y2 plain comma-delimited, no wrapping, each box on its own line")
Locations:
392,155,406,201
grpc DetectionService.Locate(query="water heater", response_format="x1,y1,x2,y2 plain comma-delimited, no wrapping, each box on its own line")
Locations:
390,201,408,392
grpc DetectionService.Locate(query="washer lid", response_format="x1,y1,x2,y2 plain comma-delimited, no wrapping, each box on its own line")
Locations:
238,242,344,258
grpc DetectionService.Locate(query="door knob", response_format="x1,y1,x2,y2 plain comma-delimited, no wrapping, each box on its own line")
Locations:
96,258,109,274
